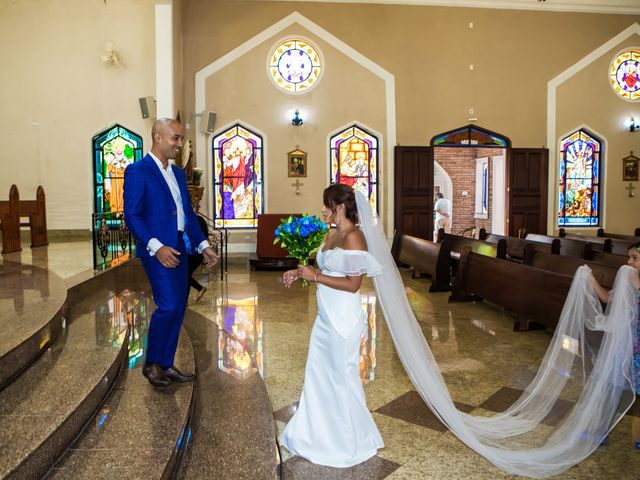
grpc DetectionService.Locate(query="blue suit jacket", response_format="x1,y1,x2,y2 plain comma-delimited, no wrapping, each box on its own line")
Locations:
123,154,206,258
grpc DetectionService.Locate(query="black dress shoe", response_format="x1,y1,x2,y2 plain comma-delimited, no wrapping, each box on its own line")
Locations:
163,366,196,383
143,363,171,388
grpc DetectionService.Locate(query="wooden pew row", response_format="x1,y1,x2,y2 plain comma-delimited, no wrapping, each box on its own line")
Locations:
557,228,611,253
597,228,640,242
451,247,573,331
478,229,559,260
0,185,20,253
525,233,595,258
584,245,629,269
393,232,506,292
0,185,48,254
392,233,450,292
523,244,618,289
435,233,507,291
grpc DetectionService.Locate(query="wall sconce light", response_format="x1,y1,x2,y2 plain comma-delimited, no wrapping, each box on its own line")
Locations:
630,117,640,132
291,110,303,126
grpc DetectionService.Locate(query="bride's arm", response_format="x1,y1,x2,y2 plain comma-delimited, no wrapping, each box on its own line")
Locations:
297,265,364,293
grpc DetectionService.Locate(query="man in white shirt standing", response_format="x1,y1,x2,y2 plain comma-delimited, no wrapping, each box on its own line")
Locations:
124,119,218,388
434,192,451,234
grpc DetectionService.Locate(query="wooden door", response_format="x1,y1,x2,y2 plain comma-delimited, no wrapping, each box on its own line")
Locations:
394,146,434,240
508,148,548,237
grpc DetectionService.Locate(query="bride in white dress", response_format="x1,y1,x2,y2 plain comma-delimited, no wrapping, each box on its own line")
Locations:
280,184,384,467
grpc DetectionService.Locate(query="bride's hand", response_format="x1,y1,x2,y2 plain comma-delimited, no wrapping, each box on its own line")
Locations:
297,264,317,282
282,269,299,288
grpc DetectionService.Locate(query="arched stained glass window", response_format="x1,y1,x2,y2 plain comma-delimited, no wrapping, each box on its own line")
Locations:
268,38,322,93
558,129,602,227
609,49,640,101
330,125,379,212
213,124,264,228
93,124,143,214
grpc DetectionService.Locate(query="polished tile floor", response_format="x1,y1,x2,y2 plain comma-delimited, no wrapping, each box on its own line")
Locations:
191,262,640,479
9,241,640,479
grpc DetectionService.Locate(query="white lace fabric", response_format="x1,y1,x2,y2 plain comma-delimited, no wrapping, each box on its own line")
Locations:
354,191,637,478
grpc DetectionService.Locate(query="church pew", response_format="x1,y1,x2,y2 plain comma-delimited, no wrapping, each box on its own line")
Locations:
596,228,639,243
0,185,48,254
523,244,618,289
393,233,450,292
433,233,507,292
18,186,48,248
525,233,591,258
0,185,21,253
583,244,628,269
609,238,635,255
451,246,573,330
478,229,560,260
557,228,611,253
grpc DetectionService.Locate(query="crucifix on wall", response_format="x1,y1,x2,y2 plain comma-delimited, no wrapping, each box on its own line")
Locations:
291,179,304,195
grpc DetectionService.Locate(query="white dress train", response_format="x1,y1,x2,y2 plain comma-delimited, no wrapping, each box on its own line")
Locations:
280,247,384,467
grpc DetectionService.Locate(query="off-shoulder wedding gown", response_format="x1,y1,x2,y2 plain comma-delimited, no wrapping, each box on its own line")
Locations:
280,246,384,467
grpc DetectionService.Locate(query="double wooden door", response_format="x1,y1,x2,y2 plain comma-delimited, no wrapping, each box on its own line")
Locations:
393,146,548,239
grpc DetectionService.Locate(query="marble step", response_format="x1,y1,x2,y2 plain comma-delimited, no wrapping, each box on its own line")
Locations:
0,288,129,480
0,260,68,390
50,323,196,480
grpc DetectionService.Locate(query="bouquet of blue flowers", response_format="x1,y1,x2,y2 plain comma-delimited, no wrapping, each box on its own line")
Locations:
274,214,328,286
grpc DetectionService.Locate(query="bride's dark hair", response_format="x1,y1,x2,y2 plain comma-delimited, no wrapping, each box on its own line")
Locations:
323,184,359,224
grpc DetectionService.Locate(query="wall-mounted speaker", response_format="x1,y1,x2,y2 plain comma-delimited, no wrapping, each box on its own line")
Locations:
138,96,156,119
201,111,217,134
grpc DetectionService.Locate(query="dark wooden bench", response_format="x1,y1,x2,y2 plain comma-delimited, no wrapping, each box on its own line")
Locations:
0,185,48,254
525,233,591,258
479,229,559,260
558,228,611,253
0,185,21,254
583,244,628,269
597,228,640,243
451,246,573,330
433,233,507,292
609,238,634,256
392,232,450,291
523,245,618,289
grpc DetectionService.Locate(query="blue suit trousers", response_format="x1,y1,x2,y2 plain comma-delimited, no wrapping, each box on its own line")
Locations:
140,234,189,368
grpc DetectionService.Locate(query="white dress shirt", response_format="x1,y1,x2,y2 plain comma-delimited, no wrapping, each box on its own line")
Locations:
146,152,209,256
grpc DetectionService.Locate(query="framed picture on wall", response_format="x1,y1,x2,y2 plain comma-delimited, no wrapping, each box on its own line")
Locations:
623,154,639,182
288,149,307,177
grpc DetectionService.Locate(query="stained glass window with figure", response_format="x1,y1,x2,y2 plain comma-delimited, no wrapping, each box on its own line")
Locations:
93,124,143,214
330,125,379,212
213,124,264,228
558,129,602,227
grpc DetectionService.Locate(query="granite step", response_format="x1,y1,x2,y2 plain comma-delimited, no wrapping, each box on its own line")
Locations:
177,308,279,480
0,288,129,479
49,321,196,480
0,260,68,390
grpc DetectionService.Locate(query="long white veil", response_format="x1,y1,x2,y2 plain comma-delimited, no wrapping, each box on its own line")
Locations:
355,191,637,478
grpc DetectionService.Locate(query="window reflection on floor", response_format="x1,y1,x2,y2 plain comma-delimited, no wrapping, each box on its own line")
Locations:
216,296,263,380
95,289,149,369
360,294,377,385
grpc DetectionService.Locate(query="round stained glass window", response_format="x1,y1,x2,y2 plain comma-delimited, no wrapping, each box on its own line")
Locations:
268,38,322,93
609,49,640,101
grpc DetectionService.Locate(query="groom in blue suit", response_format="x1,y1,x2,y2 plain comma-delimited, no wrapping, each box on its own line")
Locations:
124,118,218,388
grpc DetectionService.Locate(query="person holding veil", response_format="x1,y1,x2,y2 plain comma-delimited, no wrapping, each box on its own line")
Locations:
280,184,384,467
587,241,640,449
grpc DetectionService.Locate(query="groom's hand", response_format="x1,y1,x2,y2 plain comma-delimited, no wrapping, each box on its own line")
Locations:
202,247,219,269
156,246,181,268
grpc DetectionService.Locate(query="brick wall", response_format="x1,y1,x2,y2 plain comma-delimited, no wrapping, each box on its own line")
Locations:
435,147,504,234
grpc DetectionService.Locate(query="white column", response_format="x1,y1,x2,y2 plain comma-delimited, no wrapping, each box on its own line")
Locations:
155,2,173,119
